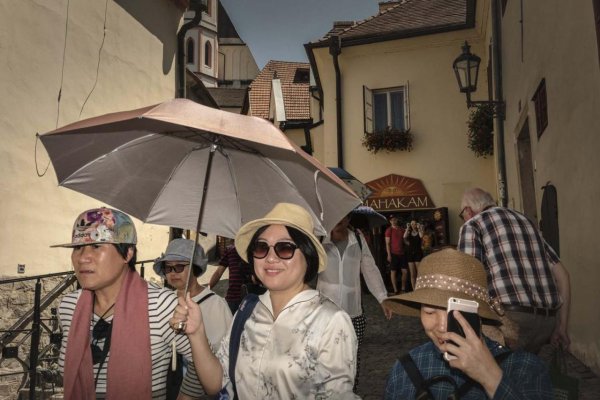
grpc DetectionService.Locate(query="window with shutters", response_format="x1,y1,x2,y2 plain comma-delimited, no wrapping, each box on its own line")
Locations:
363,84,410,134
532,79,548,138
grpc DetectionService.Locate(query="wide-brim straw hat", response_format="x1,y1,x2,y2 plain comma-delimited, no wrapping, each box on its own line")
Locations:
235,203,327,272
384,249,501,321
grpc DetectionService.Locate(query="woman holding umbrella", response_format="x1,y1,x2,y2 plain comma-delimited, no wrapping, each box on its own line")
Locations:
171,203,360,399
56,207,203,399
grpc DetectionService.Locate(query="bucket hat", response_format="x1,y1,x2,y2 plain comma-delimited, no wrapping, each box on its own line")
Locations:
383,249,502,320
52,207,137,248
235,203,327,272
153,238,208,277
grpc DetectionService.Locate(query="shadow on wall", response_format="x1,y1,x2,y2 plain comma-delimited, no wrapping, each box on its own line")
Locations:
114,0,182,74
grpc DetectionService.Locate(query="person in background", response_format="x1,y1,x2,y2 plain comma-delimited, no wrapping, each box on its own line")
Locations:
458,187,571,353
154,238,232,399
318,214,392,391
421,221,437,256
56,207,203,399
384,249,552,399
171,203,359,399
404,220,424,290
385,215,408,294
209,243,250,314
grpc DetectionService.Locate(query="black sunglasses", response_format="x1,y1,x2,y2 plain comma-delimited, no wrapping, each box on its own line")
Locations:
252,241,298,260
162,263,188,274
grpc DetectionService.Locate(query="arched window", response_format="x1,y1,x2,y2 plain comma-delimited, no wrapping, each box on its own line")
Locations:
204,40,212,68
186,38,194,64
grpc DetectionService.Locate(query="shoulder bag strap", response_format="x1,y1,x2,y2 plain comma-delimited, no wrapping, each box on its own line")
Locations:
399,353,433,400
195,291,215,305
354,230,363,252
228,293,259,399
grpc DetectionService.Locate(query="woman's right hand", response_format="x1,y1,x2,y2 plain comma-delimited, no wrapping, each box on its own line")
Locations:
170,293,204,336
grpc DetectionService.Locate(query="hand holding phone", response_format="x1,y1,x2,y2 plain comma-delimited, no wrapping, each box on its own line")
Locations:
444,297,481,361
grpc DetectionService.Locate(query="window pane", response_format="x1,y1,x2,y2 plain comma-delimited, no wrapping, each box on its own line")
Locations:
374,93,388,132
390,91,405,130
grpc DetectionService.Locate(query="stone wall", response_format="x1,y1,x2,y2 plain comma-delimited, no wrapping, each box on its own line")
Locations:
0,276,76,400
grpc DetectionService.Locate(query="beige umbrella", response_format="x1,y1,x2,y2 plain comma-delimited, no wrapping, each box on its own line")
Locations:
39,98,360,240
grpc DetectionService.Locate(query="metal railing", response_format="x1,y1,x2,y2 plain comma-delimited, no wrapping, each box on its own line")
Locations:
0,271,77,399
0,259,158,399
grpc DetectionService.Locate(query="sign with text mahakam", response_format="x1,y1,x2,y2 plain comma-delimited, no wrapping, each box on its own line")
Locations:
364,174,435,211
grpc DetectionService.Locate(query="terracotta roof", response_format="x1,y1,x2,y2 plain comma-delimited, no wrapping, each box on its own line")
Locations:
311,0,471,45
248,60,311,121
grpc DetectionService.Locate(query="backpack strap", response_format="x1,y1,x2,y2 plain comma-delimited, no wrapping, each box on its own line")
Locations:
228,293,259,399
456,350,513,397
399,353,434,400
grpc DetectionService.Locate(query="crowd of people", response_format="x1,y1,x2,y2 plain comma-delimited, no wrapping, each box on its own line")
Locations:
55,187,569,399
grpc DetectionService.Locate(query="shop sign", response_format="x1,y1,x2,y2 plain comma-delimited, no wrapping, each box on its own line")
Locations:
364,174,435,211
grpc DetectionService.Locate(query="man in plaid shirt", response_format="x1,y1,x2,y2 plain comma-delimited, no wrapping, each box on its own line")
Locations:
457,188,571,353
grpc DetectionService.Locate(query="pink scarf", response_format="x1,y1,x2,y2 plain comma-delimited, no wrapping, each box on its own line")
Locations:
63,269,152,399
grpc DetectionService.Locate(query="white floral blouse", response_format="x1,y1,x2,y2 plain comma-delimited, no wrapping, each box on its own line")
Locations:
216,289,359,399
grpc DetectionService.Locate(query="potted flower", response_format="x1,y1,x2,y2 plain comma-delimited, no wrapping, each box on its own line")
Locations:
467,104,494,158
362,126,413,154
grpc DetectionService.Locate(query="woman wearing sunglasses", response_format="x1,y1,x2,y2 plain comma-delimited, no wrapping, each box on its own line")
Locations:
55,207,203,399
171,203,360,399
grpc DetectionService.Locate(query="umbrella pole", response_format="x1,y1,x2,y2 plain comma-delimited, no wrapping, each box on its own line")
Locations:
184,144,217,298
173,143,217,336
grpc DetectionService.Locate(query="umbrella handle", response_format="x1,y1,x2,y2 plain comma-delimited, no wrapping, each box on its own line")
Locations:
171,339,177,371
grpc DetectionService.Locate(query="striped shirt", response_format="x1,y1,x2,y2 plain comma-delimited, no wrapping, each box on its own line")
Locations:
58,283,204,399
458,206,561,309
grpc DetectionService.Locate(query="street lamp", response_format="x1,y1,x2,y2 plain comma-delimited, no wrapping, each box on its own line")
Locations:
452,41,504,114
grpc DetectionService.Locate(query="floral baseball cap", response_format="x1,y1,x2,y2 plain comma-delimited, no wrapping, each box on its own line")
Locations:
52,207,137,248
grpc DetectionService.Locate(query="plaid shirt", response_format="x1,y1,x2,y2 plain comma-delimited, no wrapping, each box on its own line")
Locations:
458,207,561,309
384,338,552,399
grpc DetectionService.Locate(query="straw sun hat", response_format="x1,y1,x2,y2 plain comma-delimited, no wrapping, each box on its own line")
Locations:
384,249,502,321
235,203,327,273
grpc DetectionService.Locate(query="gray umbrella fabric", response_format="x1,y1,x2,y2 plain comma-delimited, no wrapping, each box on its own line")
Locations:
39,99,360,238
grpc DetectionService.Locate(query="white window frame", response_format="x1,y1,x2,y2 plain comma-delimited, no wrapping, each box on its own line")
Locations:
363,82,410,134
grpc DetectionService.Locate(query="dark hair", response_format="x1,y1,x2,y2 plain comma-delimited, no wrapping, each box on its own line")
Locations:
247,225,319,284
113,244,137,270
191,264,203,277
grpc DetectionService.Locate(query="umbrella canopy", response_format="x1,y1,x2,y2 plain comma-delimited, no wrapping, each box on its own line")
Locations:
350,206,388,230
39,99,360,238
328,167,373,201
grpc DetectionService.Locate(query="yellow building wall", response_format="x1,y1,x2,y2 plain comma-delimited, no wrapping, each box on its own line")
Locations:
501,0,600,373
312,29,496,243
0,0,184,278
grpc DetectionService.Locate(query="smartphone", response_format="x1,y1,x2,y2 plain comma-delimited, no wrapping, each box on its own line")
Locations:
444,297,481,361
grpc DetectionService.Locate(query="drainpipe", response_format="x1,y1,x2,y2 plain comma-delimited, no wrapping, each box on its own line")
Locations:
329,35,343,168
491,0,508,206
177,0,206,99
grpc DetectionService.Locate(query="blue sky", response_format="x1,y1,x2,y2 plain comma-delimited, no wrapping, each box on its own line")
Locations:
220,0,379,68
